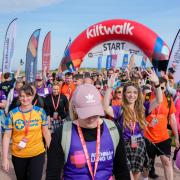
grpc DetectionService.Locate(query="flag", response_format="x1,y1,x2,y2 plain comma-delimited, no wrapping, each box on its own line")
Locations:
106,55,112,70
166,29,180,83
122,54,129,69
59,38,74,72
67,61,75,73
141,56,147,69
42,31,51,73
2,18,17,74
25,29,41,82
97,56,103,71
111,54,118,68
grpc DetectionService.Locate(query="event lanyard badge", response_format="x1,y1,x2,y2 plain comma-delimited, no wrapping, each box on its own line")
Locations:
77,120,101,180
51,94,61,120
130,121,138,148
18,111,32,149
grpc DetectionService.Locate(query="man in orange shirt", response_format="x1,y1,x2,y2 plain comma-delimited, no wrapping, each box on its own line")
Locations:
144,77,179,180
60,72,75,101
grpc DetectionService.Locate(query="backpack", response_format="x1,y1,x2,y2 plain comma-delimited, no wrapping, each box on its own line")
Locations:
61,119,120,163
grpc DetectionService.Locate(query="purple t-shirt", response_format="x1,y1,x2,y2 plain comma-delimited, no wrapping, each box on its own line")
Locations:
0,90,6,103
112,103,150,140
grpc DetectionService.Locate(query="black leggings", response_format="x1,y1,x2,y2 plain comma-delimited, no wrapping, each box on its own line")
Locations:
12,152,45,180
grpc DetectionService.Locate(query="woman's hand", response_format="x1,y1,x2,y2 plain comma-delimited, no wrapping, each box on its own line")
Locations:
2,158,10,172
145,68,159,85
107,74,117,88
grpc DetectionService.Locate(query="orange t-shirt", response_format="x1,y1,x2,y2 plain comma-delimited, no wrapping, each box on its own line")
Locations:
144,93,176,143
111,99,122,106
60,83,76,100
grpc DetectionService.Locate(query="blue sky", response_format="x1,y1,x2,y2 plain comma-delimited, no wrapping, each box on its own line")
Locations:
0,0,180,71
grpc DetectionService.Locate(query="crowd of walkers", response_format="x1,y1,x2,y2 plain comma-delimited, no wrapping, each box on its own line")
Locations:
0,65,180,180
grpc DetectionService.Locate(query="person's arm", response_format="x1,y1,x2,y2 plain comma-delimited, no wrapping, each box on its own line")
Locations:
46,128,65,180
41,108,51,146
63,95,69,116
113,125,131,180
2,130,12,172
14,64,22,80
103,75,117,118
166,81,176,97
170,113,179,149
146,69,163,112
42,126,51,148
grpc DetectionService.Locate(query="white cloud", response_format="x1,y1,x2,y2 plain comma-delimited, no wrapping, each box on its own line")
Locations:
0,0,63,13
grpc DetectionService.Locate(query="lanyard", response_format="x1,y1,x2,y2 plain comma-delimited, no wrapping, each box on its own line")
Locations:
76,120,101,180
129,121,136,135
21,110,32,136
33,99,38,106
51,94,60,111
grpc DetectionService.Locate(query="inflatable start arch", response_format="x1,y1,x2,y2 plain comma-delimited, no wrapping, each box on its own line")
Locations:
65,19,170,69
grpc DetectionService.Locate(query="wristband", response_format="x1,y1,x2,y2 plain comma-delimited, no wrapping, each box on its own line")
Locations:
155,83,160,88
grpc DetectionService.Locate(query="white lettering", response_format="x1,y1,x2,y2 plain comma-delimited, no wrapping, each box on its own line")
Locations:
86,22,134,39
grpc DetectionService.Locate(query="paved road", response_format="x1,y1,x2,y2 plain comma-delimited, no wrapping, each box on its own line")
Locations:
0,150,180,180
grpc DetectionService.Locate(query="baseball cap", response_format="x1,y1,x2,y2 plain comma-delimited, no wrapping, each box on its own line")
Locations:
72,84,104,119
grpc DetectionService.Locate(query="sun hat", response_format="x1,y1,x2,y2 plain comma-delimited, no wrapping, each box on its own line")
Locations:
72,83,104,119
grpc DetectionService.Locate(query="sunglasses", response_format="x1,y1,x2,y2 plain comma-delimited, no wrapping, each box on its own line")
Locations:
161,87,165,90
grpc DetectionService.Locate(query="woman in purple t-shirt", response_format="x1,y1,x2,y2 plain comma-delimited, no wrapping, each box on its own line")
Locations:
103,69,163,180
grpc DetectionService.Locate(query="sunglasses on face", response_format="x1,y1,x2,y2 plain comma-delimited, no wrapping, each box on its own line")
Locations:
96,87,101,90
161,87,165,90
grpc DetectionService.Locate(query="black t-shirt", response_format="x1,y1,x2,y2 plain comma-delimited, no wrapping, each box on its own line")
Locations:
46,122,130,180
0,78,16,97
44,93,69,119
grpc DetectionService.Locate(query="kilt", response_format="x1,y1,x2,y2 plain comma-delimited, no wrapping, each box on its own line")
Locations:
124,136,150,172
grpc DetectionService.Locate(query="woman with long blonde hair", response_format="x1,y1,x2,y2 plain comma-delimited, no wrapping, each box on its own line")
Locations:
103,69,163,180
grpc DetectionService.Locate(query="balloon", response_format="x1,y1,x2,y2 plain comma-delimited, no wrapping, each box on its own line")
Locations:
69,19,170,69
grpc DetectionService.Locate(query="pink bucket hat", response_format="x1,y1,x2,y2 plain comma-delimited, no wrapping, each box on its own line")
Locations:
72,83,104,119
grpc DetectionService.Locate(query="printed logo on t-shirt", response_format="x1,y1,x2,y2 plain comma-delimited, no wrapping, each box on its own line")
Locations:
15,119,25,130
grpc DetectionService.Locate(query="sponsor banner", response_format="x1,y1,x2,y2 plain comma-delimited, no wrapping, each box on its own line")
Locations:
25,29,41,82
97,56,103,71
122,54,129,69
106,55,112,70
2,18,17,74
111,54,118,68
86,40,144,59
42,31,51,73
167,29,180,83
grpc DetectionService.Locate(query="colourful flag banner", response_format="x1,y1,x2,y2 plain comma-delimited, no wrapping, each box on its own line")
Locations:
25,29,41,82
59,38,74,72
167,29,180,83
122,54,129,69
67,61,75,73
97,56,103,71
111,54,118,68
106,55,112,70
42,31,51,73
2,18,17,74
